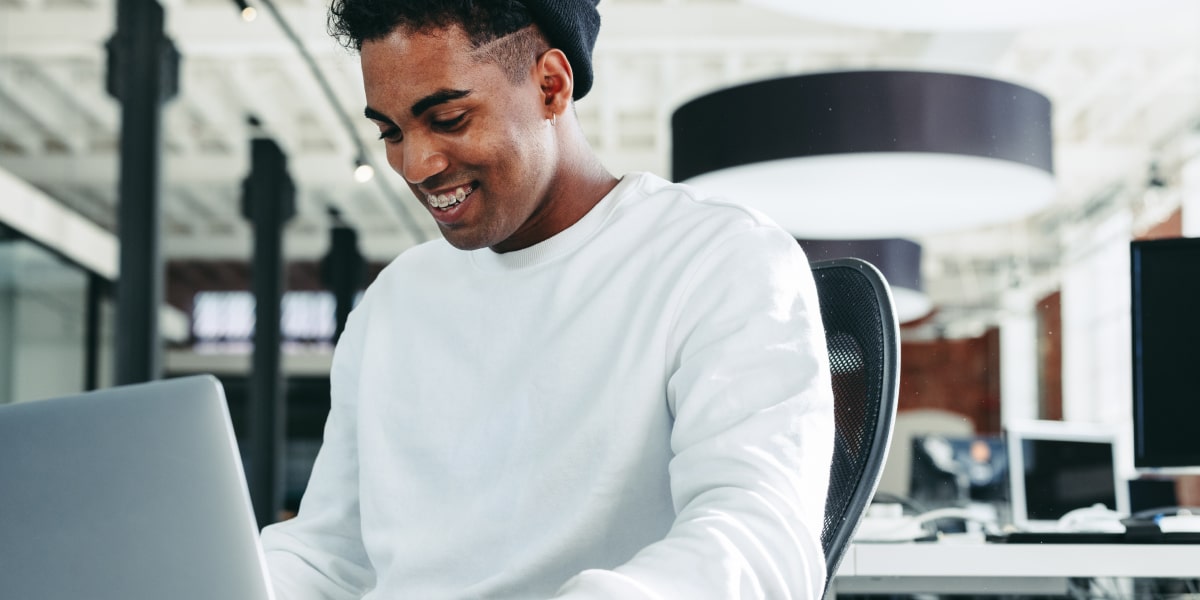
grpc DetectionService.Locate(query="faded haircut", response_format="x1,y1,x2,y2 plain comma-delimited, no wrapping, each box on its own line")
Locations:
329,0,549,86
470,25,551,86
330,0,533,50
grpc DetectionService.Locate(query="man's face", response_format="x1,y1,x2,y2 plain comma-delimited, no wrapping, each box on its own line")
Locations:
361,25,559,252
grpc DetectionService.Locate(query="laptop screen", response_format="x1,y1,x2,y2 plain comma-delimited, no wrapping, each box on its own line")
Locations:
0,376,274,600
1006,420,1129,531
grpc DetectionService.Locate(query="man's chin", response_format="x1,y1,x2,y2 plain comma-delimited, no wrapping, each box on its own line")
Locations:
437,227,491,252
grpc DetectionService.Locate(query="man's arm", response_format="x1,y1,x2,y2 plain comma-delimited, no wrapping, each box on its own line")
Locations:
259,303,376,600
554,224,835,599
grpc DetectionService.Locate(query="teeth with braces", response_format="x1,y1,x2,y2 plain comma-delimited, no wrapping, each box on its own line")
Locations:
427,186,471,209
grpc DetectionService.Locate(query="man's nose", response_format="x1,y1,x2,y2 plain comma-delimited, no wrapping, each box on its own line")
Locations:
397,133,449,185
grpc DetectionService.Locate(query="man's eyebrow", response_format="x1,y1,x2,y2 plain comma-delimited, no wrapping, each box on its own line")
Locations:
364,106,393,124
363,90,471,125
411,89,471,118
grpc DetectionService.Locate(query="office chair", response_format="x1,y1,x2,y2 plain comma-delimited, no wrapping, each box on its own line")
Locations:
810,258,900,597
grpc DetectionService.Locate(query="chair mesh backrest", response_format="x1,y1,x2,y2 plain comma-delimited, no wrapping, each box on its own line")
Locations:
810,258,899,595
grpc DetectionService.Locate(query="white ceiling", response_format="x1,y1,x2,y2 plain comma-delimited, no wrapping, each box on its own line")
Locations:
2,0,1199,332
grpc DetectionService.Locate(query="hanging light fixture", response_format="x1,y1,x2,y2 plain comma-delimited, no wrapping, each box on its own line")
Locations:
743,0,1180,31
797,238,933,324
672,70,1055,239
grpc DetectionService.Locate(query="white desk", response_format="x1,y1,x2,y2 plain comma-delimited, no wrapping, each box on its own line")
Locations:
832,541,1200,596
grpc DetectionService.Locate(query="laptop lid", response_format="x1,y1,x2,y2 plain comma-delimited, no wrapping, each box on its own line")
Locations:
0,375,274,600
1005,419,1130,532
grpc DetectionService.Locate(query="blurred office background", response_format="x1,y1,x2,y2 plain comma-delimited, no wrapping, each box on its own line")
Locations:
2,0,1200,518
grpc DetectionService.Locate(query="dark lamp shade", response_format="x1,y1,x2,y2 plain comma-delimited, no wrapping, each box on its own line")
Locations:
743,0,1140,31
672,70,1056,238
798,237,932,324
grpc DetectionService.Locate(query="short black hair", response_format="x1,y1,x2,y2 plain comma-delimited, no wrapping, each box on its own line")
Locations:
329,0,536,52
329,0,602,100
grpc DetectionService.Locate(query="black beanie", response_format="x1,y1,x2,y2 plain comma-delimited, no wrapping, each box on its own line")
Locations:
522,0,602,100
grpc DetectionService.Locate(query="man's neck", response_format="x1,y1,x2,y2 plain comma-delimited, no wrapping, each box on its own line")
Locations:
489,123,618,254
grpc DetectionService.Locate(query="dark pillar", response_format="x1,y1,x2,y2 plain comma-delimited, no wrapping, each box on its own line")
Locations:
0,225,15,403
320,216,365,343
105,0,179,385
241,138,296,527
84,273,109,391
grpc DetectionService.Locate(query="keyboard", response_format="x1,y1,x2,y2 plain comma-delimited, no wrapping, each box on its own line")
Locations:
994,531,1200,544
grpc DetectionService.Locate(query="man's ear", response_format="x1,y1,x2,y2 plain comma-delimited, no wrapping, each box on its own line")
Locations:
536,48,573,117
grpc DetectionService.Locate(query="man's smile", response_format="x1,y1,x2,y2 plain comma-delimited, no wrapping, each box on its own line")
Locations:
425,183,475,210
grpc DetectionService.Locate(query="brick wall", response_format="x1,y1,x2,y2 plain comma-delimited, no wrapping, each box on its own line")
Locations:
899,327,1002,434
1036,291,1063,421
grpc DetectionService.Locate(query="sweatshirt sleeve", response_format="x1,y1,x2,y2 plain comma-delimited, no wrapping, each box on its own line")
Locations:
553,224,835,599
259,302,376,600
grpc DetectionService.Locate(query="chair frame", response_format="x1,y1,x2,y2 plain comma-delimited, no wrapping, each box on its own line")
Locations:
809,257,900,596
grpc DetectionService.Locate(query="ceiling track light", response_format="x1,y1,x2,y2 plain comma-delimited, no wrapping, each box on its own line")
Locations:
232,0,257,22
353,157,375,183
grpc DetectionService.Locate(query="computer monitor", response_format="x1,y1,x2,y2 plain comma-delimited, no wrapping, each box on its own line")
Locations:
1006,420,1129,532
1130,237,1200,472
909,434,1008,508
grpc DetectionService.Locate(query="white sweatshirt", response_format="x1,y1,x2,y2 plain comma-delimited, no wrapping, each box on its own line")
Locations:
260,172,834,599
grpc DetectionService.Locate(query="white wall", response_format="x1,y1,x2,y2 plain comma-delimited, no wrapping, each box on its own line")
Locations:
1061,211,1133,425
999,290,1040,427
1060,211,1136,475
1183,150,1200,237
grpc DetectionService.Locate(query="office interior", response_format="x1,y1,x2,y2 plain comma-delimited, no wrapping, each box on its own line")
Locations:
3,0,1200,597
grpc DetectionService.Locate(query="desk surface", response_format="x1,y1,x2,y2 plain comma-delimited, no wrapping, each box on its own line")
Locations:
838,541,1200,579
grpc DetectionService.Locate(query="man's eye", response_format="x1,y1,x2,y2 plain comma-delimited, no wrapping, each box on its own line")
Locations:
432,114,466,131
378,127,401,142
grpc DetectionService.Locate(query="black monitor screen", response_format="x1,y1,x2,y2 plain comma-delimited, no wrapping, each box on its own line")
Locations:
1130,238,1200,470
1021,438,1117,521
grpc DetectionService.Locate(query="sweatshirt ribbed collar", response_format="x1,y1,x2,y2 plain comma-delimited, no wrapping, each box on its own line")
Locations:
468,173,643,272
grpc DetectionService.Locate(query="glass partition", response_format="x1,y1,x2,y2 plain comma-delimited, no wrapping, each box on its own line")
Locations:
0,233,105,404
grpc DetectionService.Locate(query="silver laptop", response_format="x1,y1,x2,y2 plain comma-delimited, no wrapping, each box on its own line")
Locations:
0,375,274,600
1006,419,1130,533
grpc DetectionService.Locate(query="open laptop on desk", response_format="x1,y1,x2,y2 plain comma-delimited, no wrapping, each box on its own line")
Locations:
1005,419,1129,535
0,376,275,599
994,420,1200,543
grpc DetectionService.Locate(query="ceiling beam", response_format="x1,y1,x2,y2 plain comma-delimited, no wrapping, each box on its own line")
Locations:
162,103,197,155
0,4,890,59
0,62,86,154
38,183,116,231
176,60,251,154
277,57,353,157
0,94,46,153
1047,52,1141,141
172,186,230,227
34,59,118,135
0,166,118,279
226,61,302,155
1091,53,1198,142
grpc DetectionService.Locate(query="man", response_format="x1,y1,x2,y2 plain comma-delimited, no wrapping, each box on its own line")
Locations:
259,1,834,598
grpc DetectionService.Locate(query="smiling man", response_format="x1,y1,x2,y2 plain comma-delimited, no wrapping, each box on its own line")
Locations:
258,1,835,599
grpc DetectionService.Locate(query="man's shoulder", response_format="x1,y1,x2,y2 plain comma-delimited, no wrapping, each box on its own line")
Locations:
618,171,793,243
